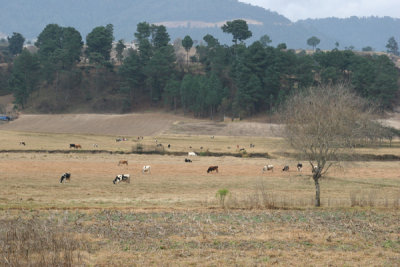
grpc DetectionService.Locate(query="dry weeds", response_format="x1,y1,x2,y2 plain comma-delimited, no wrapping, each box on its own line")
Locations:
1,209,399,266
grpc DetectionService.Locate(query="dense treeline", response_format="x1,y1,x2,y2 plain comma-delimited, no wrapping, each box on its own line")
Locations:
0,21,399,117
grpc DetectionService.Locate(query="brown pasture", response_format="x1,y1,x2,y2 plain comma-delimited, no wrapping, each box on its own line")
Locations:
0,149,399,210
0,127,399,266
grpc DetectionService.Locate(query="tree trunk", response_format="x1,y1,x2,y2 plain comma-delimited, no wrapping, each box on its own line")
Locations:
314,176,321,207
173,96,177,114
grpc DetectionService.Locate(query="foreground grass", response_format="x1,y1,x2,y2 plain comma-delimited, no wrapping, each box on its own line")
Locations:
1,209,399,266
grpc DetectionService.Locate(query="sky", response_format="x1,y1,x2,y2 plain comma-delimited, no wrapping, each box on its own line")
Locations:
239,0,400,21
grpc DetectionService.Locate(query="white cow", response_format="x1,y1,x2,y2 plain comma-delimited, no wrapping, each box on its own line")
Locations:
188,152,197,156
142,165,151,174
262,165,274,173
312,165,319,173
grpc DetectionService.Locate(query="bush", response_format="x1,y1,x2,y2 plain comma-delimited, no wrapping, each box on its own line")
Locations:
216,189,229,208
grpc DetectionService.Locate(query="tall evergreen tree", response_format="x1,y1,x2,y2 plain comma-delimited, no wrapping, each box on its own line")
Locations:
386,37,399,56
163,78,181,112
8,49,40,107
86,25,114,61
152,25,170,48
7,32,25,56
307,36,320,51
221,19,252,45
119,50,144,101
145,45,176,102
115,39,126,64
182,35,193,67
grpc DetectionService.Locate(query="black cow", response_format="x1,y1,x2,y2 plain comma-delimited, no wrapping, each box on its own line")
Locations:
282,165,289,172
19,141,26,146
60,173,71,183
113,174,130,184
207,166,219,173
297,163,303,171
168,144,171,149
185,158,192,163
69,144,76,148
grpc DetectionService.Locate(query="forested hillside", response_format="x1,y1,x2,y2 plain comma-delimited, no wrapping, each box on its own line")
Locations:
0,0,399,50
0,20,398,118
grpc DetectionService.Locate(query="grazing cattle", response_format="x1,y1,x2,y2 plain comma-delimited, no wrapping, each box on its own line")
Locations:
239,148,246,152
116,138,122,142
113,174,130,184
188,152,197,156
168,144,171,149
156,143,163,147
142,165,151,174
282,165,289,172
184,158,192,163
297,163,303,171
19,141,26,146
200,146,203,150
69,144,76,148
74,144,82,149
118,160,128,166
93,143,99,148
60,173,71,183
207,166,219,173
262,165,274,173
250,143,255,148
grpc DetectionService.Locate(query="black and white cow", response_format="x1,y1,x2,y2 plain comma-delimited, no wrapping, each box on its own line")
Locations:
184,158,192,163
297,163,303,171
60,173,71,183
113,174,130,184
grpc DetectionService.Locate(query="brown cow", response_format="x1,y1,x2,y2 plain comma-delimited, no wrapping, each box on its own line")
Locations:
118,160,128,166
207,166,219,173
74,144,82,149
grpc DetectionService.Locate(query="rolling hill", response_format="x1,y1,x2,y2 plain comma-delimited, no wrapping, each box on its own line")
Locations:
0,0,399,50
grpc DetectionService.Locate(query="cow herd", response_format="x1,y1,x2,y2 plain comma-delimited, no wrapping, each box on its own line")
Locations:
60,160,315,185
58,138,318,186
262,162,316,174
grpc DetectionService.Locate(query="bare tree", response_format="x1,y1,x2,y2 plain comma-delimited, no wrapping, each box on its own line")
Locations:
280,84,378,207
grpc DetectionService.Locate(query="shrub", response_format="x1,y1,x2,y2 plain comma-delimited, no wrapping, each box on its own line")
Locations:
216,189,229,208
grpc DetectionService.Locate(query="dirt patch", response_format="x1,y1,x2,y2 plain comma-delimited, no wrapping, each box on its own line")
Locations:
0,113,284,137
0,113,193,136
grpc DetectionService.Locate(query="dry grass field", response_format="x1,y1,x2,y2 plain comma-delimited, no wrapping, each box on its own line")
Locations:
0,113,400,266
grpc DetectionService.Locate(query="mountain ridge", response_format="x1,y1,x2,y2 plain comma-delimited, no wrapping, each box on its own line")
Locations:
0,0,399,51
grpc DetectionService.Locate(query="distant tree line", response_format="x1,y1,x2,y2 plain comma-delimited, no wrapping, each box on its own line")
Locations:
0,20,399,115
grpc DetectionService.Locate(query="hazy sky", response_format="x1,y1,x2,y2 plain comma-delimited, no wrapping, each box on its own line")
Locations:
239,0,400,21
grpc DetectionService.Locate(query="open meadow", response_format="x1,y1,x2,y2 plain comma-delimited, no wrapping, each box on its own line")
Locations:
0,115,400,266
